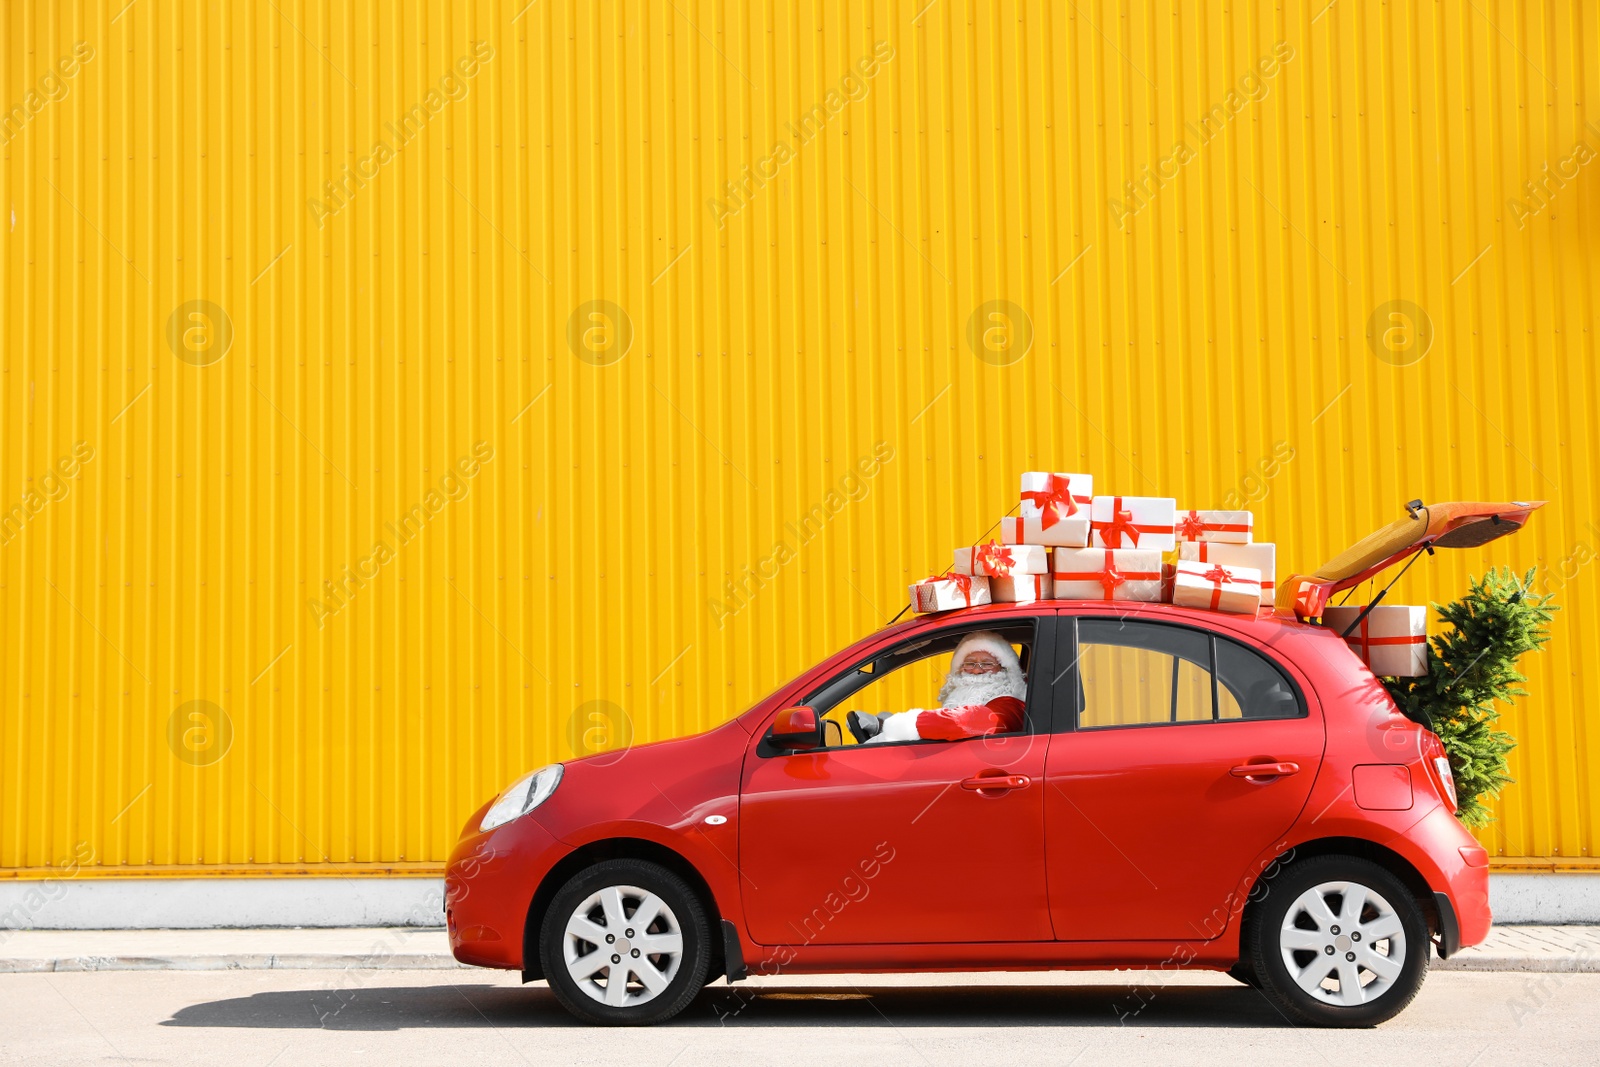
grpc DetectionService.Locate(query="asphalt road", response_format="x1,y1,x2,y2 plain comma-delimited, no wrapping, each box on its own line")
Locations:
2,967,1594,1066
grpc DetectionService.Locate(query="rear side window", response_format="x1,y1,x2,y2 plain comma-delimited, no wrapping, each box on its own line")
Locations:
1076,619,1302,728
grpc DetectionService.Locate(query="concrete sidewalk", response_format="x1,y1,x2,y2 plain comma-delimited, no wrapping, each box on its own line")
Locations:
2,924,1597,975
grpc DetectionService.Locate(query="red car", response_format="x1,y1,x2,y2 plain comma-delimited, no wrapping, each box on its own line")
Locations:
446,503,1532,1027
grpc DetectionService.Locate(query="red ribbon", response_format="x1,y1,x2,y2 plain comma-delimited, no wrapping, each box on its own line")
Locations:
973,540,1016,577
1021,474,1080,530
1191,544,1274,595
917,572,975,608
1096,496,1142,547
1191,562,1260,611
1343,615,1426,661
1055,550,1160,600
1176,510,1250,541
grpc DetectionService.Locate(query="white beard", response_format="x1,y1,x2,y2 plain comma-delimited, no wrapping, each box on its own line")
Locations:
937,667,1026,708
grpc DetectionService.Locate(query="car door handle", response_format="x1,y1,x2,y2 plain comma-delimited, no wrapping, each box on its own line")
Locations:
960,774,1031,792
1230,761,1300,779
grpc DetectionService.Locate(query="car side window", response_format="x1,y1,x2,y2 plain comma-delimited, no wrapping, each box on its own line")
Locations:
1075,619,1301,728
803,622,1037,748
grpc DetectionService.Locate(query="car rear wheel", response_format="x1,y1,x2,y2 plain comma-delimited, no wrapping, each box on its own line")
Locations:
539,858,710,1025
1247,855,1429,1027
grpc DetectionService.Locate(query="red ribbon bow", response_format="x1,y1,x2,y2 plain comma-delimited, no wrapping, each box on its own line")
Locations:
917,572,975,608
1097,550,1125,599
1099,497,1141,547
1201,564,1235,611
1177,510,1208,540
1021,474,1080,530
973,540,1016,577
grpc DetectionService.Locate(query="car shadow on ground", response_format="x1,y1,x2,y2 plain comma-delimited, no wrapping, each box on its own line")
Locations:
161,981,1290,1030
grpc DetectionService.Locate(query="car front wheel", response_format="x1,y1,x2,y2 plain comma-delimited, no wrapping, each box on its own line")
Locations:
539,858,711,1025
1247,855,1429,1027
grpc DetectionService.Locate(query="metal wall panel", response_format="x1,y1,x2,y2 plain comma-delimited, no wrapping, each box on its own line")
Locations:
2,1,1596,876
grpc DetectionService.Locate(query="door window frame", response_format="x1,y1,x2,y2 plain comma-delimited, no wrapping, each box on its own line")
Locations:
757,614,1058,756
1051,614,1307,734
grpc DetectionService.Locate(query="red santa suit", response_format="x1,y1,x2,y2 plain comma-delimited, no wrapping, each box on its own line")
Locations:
864,631,1027,744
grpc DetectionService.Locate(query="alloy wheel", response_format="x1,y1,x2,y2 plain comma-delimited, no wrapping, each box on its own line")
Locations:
562,884,685,1008
1278,879,1407,1007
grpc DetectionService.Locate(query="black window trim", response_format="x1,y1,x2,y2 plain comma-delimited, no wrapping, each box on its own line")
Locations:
1053,614,1307,734
757,614,1057,756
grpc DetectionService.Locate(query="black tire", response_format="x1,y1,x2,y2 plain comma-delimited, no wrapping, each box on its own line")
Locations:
539,858,711,1026
1246,855,1429,1027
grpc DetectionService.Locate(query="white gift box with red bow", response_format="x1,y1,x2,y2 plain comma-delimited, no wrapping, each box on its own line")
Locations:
1019,471,1092,522
1322,605,1429,676
1179,541,1276,606
952,541,1050,576
990,573,1055,604
910,574,993,613
1051,547,1163,602
1174,508,1253,544
1089,495,1178,552
1001,513,1090,548
1170,558,1263,614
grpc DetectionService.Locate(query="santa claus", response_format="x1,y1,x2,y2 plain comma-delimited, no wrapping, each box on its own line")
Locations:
848,630,1028,744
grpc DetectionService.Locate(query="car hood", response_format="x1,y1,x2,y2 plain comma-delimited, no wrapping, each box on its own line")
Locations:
527,715,750,844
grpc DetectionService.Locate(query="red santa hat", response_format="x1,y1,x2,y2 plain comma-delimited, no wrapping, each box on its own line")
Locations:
950,630,1022,675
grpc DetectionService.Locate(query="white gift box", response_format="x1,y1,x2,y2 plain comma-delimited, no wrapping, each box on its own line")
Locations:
1051,547,1163,602
1179,542,1276,606
1019,472,1092,528
1001,513,1090,548
910,574,992,613
953,541,1050,576
1089,495,1178,552
1322,605,1429,677
1171,559,1263,614
1174,508,1253,544
990,574,1055,604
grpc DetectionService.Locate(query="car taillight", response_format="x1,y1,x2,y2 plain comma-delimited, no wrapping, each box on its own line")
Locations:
1433,755,1458,811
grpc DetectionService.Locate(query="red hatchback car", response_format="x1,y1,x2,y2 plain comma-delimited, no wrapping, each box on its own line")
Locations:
446,590,1493,1027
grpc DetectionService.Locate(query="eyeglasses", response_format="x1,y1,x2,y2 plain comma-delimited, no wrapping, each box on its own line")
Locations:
959,655,1003,674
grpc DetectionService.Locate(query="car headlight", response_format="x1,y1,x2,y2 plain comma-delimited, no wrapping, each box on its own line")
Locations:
479,764,563,832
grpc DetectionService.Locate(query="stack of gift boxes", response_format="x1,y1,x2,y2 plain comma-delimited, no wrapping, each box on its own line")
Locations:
908,471,1428,676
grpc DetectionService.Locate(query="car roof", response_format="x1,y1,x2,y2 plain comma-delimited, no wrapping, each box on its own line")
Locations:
898,600,1319,638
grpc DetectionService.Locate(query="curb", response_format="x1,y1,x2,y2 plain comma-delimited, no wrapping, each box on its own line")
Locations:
1434,956,1600,973
0,953,469,974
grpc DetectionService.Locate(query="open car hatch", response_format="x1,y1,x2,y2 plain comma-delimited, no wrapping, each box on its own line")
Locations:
1279,500,1546,619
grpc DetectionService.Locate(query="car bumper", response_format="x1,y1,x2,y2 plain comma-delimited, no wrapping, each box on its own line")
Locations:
1413,805,1492,950
444,814,568,970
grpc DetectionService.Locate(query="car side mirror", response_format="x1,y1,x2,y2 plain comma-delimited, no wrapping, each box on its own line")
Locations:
769,706,821,751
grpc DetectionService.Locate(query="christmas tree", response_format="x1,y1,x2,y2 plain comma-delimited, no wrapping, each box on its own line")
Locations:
1381,567,1556,828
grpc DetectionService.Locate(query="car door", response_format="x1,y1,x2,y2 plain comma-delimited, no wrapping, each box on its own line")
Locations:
1044,615,1325,941
739,616,1057,946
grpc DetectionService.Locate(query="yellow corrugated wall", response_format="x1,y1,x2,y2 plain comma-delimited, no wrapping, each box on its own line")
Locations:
2,0,1596,877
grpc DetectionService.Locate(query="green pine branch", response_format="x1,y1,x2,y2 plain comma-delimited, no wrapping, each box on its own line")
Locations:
1380,567,1557,828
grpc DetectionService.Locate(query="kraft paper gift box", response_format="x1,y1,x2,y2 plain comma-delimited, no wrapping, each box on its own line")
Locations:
1001,513,1090,548
990,573,1055,604
1174,508,1253,545
1179,541,1276,606
1051,547,1163,602
910,574,992,613
952,541,1050,576
1019,471,1092,527
1170,559,1263,614
1089,495,1178,552
1322,605,1429,677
